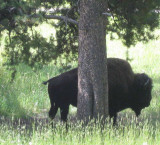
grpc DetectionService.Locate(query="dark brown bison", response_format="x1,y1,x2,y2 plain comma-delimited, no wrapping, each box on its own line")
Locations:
43,58,152,124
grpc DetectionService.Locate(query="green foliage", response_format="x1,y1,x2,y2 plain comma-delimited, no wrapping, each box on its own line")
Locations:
2,28,57,67
55,6,79,63
0,0,159,67
107,0,160,47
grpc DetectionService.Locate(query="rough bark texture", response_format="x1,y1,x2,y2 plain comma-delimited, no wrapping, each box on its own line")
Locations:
78,0,109,123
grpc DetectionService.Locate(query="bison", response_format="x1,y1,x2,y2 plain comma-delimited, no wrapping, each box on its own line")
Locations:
43,58,152,124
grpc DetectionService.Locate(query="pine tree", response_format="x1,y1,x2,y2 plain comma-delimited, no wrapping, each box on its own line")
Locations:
0,0,159,67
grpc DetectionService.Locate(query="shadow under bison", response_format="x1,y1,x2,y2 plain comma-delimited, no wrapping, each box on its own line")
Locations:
43,58,152,125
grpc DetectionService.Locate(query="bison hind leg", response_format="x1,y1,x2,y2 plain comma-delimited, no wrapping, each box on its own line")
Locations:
49,105,58,119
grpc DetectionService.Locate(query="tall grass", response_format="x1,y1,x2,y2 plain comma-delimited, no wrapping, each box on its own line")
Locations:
0,119,160,144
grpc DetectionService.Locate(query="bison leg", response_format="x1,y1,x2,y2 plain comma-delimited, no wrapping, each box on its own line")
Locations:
49,105,58,119
60,105,69,122
113,113,117,125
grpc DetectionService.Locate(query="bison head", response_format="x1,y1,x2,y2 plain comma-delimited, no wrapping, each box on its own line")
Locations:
132,73,153,117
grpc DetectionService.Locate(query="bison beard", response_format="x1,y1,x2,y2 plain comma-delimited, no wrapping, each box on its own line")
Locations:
43,58,152,125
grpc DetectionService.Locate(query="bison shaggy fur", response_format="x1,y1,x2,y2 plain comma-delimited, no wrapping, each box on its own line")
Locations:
43,58,152,124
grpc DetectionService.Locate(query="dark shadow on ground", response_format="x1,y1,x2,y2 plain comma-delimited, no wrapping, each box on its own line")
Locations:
0,107,159,132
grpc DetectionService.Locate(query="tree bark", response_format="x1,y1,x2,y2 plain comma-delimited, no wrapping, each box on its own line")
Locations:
78,0,109,123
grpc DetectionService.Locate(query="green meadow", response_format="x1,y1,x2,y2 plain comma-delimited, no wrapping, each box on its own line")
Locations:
0,29,160,144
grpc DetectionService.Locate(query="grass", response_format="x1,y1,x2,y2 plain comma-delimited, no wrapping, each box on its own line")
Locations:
0,29,160,144
0,118,160,145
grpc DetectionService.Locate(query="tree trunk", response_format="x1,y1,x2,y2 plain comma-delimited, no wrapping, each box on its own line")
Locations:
78,0,109,123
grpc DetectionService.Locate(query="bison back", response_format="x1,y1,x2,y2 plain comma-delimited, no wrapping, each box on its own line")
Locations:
107,58,134,98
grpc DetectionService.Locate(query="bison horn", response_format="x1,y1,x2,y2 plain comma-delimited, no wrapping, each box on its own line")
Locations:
144,79,150,86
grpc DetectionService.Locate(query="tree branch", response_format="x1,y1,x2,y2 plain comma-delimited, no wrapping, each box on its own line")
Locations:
37,7,70,14
33,14,78,25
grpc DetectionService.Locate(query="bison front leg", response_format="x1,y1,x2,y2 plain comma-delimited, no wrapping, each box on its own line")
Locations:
60,105,69,122
113,113,117,125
